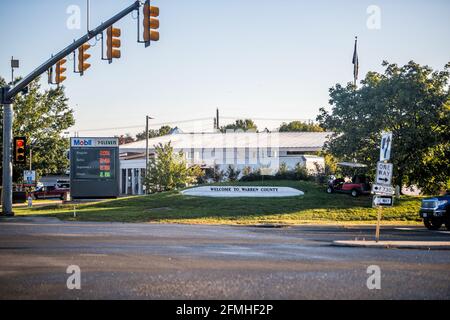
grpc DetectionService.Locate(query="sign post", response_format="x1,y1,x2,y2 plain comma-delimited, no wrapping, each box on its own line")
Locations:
375,207,382,241
380,131,392,162
373,132,394,242
23,170,36,187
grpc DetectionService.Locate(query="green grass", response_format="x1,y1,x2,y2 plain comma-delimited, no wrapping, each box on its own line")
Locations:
15,180,423,225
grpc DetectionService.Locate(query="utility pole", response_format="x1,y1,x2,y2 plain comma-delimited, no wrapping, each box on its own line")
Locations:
1,1,145,216
87,0,91,32
145,115,154,194
216,108,220,129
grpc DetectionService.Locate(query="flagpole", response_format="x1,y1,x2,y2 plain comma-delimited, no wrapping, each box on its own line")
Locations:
353,36,359,87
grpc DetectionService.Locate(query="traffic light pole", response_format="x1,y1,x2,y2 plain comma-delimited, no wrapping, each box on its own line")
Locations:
2,1,141,102
1,0,142,215
1,89,14,215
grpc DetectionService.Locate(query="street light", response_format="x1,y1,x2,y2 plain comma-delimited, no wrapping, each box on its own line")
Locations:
145,115,155,194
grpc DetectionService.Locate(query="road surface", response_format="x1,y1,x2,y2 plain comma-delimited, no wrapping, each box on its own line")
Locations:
0,217,449,299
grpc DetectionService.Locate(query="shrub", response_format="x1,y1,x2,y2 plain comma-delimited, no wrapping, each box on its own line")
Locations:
226,165,241,182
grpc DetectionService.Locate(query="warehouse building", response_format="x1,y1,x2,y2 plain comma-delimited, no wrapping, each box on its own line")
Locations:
119,131,330,195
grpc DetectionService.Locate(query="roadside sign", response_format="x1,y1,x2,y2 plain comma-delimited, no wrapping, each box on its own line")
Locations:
373,195,394,207
371,184,394,196
23,170,36,187
380,132,392,161
376,162,393,186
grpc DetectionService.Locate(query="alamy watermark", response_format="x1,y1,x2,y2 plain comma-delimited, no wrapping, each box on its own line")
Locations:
366,265,381,290
66,265,81,290
66,5,81,30
367,5,381,30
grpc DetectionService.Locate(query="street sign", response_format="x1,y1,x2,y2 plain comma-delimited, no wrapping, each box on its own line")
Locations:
371,184,395,196
23,170,36,187
380,132,392,161
373,195,394,207
376,162,393,186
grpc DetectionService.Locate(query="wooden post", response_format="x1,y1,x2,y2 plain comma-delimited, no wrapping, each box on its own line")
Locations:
375,206,382,242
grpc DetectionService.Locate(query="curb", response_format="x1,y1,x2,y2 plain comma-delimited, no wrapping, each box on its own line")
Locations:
332,240,450,250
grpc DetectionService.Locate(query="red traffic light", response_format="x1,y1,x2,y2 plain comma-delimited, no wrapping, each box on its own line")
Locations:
14,137,27,164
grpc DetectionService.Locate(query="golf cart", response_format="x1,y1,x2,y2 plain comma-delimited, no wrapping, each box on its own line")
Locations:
326,162,371,197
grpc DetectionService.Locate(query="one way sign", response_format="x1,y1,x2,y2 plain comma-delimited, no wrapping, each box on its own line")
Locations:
376,162,393,186
380,132,393,161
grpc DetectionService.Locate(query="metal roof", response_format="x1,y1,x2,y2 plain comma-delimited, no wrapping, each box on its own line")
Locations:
120,132,330,152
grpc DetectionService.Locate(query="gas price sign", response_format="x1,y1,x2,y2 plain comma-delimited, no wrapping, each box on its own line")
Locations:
70,138,120,199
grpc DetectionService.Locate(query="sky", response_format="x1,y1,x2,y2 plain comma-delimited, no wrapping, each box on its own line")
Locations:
1,0,449,137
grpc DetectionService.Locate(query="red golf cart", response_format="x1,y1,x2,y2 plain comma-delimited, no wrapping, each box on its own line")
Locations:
326,162,372,197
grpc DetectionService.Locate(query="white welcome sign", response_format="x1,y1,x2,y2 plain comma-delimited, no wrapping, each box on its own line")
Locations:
181,186,304,198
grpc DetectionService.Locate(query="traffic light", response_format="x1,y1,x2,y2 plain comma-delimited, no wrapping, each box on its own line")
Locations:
55,58,67,84
143,0,159,47
107,26,121,63
14,137,27,164
78,43,91,74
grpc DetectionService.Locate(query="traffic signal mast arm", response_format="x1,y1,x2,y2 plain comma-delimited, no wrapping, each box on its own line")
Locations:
1,1,141,104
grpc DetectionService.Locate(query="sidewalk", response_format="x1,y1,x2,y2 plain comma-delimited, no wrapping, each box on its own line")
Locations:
12,200,62,208
332,240,450,250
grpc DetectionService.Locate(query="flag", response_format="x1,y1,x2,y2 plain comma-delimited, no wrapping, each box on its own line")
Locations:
352,37,359,85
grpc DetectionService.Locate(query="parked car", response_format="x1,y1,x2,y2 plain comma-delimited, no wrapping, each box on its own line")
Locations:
419,192,450,230
326,162,371,197
327,175,371,197
33,185,69,200
56,179,70,189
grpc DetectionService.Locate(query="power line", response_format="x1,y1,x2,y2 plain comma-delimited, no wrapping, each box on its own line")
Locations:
75,117,214,132
73,116,317,133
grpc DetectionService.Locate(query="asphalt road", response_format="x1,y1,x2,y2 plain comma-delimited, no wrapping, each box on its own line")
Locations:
0,217,449,300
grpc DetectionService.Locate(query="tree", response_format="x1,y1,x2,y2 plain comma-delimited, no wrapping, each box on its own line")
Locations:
317,61,450,194
144,142,204,193
135,125,173,141
279,121,324,132
116,134,135,145
220,119,257,132
225,165,241,181
0,76,75,183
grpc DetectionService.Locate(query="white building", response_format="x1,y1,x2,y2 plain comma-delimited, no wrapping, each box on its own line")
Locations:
119,131,330,195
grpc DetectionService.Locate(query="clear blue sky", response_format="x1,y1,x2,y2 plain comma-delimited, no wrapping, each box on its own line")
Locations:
1,0,449,136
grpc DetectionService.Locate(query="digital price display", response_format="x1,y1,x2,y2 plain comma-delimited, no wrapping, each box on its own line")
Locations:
70,138,120,199
73,149,116,180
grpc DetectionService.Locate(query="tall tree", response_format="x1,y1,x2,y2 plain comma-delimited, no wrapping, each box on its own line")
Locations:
144,142,203,193
0,76,75,183
220,119,257,132
317,61,450,194
279,121,324,132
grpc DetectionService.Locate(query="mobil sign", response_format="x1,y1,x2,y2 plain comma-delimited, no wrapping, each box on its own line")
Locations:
71,138,93,147
71,138,118,148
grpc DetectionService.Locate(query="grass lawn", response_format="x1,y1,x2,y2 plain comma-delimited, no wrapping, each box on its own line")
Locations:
14,180,424,225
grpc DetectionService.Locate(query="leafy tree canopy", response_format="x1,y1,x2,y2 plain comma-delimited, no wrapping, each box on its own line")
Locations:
220,119,257,132
144,142,203,193
279,121,324,132
1,77,75,183
317,61,450,194
135,125,173,141
116,134,135,145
